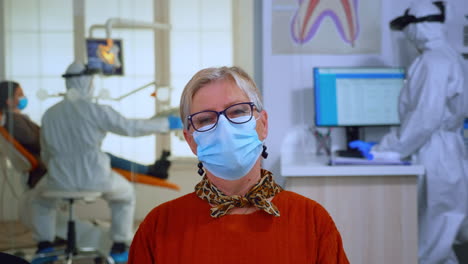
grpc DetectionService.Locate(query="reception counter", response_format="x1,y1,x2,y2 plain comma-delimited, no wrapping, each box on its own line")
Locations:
281,155,424,264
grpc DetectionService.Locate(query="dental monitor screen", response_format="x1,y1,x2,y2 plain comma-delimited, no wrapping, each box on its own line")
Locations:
314,67,405,127
314,67,406,157
86,38,124,76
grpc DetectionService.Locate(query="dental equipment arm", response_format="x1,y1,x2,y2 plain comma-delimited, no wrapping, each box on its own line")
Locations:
89,18,170,39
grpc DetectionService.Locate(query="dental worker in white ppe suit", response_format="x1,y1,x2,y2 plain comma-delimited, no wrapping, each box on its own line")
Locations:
31,61,180,263
350,1,468,263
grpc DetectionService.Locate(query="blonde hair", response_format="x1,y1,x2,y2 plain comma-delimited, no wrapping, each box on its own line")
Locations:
179,66,263,129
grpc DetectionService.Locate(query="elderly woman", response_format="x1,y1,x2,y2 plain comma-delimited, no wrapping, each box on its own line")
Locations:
128,66,349,263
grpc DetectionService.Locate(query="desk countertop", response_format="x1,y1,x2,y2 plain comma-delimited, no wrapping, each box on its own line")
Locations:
281,155,425,177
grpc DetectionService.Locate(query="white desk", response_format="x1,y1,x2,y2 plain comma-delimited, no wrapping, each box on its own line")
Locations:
281,154,424,264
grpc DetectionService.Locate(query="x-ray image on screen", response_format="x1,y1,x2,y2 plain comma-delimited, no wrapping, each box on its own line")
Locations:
86,38,124,76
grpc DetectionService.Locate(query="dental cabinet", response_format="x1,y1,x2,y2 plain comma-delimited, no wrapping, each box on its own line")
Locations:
281,154,423,264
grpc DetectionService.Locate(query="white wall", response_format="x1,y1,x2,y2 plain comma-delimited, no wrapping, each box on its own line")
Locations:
261,0,468,183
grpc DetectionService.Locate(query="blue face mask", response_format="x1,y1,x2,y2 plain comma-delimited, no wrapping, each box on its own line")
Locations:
193,115,263,181
17,97,28,110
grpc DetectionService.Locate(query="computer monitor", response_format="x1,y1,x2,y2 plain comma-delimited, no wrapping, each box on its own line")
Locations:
86,38,124,76
313,67,406,156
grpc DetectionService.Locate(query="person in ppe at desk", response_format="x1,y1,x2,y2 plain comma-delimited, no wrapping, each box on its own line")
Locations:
31,61,182,264
350,1,468,263
128,66,349,264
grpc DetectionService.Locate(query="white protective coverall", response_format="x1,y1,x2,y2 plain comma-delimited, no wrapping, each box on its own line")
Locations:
32,62,170,244
372,2,468,263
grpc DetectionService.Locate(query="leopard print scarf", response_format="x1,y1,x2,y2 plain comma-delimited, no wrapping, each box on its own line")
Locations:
195,169,283,218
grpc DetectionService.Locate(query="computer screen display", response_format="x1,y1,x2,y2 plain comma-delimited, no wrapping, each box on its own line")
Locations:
314,67,406,127
86,38,124,76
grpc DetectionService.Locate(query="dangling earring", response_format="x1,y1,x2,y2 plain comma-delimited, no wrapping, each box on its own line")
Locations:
197,162,204,176
262,145,268,159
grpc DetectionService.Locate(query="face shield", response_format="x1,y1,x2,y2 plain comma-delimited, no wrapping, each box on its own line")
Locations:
389,1,445,31
61,64,100,78
62,62,100,100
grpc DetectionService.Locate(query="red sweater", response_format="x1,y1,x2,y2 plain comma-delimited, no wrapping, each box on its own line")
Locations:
129,190,349,264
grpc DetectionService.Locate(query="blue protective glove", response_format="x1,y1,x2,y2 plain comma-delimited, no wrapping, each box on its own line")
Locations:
168,115,183,130
348,140,377,160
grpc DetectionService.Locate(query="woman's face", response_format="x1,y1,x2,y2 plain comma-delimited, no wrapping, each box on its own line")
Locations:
183,79,268,155
7,85,24,110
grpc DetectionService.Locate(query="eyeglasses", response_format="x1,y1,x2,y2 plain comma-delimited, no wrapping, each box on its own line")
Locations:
187,102,256,132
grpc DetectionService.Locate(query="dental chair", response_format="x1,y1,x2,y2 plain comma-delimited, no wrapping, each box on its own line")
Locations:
0,125,181,191
0,125,38,181
112,167,180,191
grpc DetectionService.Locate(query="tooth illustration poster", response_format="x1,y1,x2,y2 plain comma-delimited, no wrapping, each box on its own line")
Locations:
272,0,381,54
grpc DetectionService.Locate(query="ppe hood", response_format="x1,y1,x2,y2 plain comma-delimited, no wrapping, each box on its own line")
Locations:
63,61,96,99
62,63,100,78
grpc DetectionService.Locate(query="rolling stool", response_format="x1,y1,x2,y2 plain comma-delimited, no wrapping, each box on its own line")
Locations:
32,191,115,264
